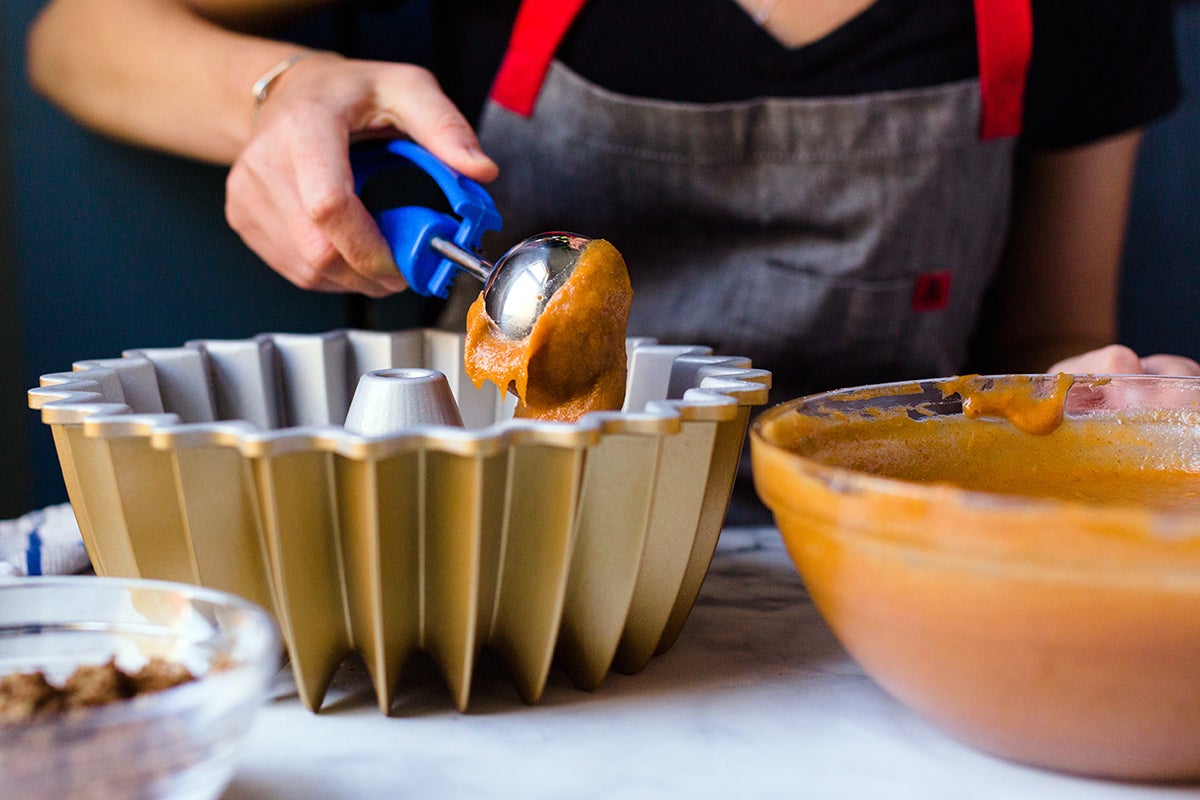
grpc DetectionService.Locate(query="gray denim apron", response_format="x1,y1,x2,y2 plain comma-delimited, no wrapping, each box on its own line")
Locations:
450,1,1031,519
473,63,1015,404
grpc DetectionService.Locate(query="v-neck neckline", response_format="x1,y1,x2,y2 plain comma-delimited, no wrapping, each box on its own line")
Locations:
699,0,912,74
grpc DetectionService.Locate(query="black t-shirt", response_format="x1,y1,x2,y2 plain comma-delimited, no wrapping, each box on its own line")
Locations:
423,0,1179,150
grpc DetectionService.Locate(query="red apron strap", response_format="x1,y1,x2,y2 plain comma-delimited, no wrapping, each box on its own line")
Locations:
489,0,590,117
973,0,1034,139
492,0,1031,133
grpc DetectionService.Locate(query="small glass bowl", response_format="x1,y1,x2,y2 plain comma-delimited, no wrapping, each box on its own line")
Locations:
0,576,280,800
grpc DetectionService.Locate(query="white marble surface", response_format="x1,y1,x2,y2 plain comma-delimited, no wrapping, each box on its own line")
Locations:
226,528,1200,800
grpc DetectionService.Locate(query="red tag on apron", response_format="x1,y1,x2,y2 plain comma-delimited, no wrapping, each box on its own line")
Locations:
912,271,953,312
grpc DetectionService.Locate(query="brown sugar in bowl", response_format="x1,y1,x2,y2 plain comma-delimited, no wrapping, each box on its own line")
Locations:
750,374,1200,781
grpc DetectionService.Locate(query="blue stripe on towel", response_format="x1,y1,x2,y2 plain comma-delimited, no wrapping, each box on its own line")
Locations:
26,529,42,576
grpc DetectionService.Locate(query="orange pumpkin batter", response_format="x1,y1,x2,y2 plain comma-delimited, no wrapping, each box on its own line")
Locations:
941,372,1072,435
768,376,1200,512
464,238,633,422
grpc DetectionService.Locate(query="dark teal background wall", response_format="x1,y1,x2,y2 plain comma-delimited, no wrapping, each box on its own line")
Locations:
1120,3,1200,357
0,2,1197,519
0,36,31,518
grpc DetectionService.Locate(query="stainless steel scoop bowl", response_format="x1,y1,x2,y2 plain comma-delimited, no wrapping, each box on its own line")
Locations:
431,231,590,340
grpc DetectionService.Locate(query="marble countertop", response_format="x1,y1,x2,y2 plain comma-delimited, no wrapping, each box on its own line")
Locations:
226,528,1200,800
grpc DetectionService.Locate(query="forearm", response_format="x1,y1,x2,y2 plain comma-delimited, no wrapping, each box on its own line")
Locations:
26,0,334,164
980,130,1142,371
27,0,497,298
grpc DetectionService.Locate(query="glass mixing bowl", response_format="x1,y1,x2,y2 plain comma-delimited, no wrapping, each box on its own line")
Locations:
751,374,1200,781
0,576,280,799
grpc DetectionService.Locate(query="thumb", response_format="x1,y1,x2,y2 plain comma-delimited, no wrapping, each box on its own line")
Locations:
380,67,500,183
418,114,500,184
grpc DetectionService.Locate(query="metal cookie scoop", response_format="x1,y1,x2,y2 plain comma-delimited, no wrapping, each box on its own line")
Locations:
351,140,589,340
431,232,588,340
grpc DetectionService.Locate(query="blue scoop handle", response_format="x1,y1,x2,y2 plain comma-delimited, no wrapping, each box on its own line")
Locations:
350,140,502,298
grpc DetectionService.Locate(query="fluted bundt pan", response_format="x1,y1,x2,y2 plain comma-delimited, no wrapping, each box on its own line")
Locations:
28,328,769,712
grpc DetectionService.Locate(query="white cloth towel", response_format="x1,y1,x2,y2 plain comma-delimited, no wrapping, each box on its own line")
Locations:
0,503,90,577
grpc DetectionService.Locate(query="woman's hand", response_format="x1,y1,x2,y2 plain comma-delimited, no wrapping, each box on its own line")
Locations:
226,53,499,296
1049,344,1200,376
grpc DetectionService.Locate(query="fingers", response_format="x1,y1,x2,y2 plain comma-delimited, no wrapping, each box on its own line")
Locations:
1048,344,1200,377
1138,353,1200,376
289,121,408,294
1048,344,1143,375
227,134,404,297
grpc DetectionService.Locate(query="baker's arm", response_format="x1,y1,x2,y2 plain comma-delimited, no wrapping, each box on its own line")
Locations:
25,0,497,295
981,128,1200,377
26,0,340,164
980,130,1142,372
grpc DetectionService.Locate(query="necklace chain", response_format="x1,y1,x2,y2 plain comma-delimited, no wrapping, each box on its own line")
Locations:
754,0,782,25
